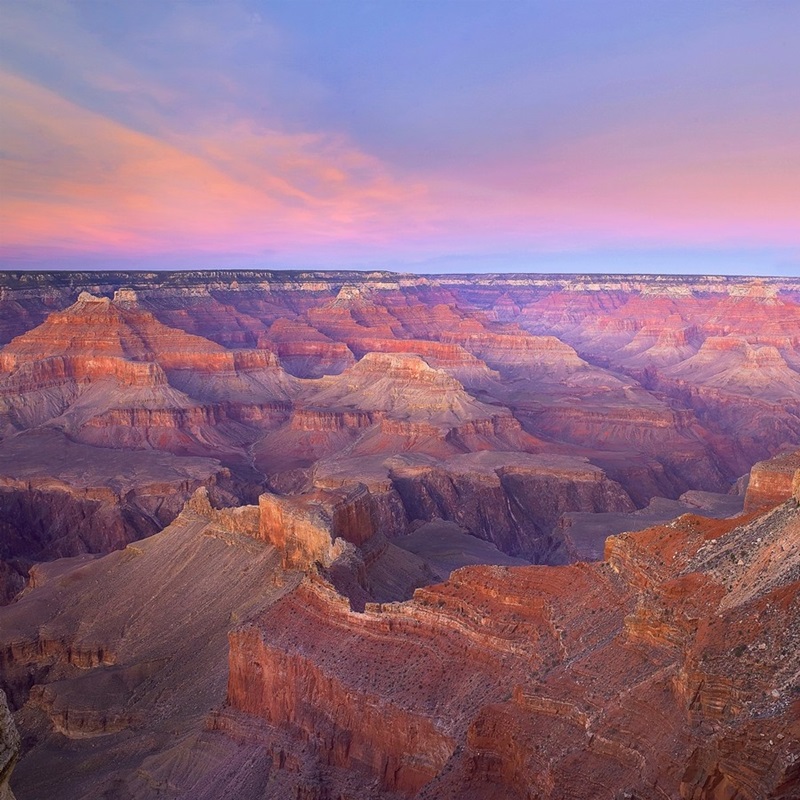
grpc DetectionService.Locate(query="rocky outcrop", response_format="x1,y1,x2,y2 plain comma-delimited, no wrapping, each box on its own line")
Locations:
0,690,18,800
0,353,168,389
337,336,495,387
744,449,800,511
0,429,239,604
559,490,744,562
259,485,378,569
0,483,139,603
519,401,733,495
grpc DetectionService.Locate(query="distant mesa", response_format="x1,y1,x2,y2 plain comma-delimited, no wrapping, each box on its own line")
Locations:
112,288,139,306
76,290,109,304
329,284,371,308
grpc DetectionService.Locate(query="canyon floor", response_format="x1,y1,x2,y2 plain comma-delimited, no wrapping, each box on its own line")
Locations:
0,271,799,799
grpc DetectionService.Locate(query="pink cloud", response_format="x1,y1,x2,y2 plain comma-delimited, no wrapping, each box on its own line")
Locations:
0,72,432,260
2,66,798,266
439,111,800,250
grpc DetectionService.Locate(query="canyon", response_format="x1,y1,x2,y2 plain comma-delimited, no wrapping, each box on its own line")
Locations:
0,271,799,799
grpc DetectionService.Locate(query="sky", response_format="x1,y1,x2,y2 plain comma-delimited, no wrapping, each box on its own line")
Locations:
0,0,799,275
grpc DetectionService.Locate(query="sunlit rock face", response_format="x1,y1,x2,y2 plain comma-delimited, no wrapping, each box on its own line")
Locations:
745,450,800,511
0,271,799,799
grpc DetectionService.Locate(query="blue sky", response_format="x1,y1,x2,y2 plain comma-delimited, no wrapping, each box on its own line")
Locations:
1,0,799,275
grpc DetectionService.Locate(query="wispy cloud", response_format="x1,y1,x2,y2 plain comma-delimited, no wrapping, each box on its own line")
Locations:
0,69,431,262
1,1,798,271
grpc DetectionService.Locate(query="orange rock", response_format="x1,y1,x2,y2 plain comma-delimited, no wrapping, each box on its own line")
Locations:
745,450,800,511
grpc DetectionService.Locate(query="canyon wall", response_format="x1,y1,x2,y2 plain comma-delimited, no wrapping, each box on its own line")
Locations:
0,690,17,800
1,271,799,798
221,480,799,799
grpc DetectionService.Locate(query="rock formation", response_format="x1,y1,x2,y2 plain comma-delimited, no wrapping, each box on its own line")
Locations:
0,270,799,798
0,449,797,798
0,690,18,800
745,449,800,511
259,484,379,569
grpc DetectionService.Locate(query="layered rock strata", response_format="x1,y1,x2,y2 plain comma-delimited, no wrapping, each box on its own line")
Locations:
0,271,799,797
0,437,798,800
745,450,800,511
0,690,18,800
222,493,800,800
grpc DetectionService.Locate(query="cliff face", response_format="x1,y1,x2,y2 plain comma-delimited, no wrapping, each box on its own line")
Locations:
0,690,18,800
264,318,355,377
258,485,378,570
1,271,799,798
744,450,800,511
0,429,239,604
388,453,633,562
227,596,454,795
222,480,800,800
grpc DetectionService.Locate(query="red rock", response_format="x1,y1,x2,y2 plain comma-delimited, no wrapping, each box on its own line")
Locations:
262,318,355,377
258,485,379,569
744,450,800,510
0,271,799,799
214,452,799,799
227,592,454,794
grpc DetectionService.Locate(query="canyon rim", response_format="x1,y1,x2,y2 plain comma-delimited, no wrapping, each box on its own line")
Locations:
0,270,798,799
